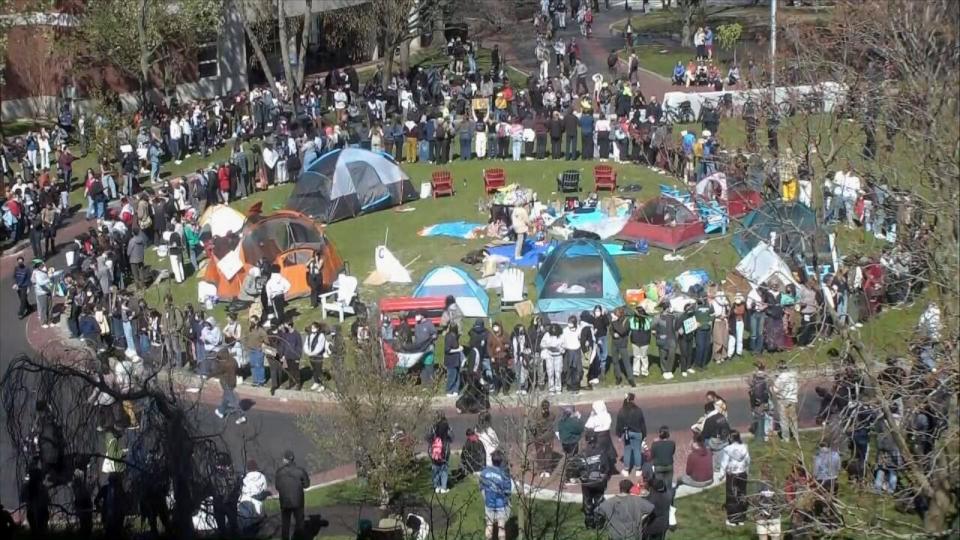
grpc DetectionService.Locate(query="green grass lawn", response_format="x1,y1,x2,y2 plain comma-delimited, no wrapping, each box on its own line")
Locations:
612,5,831,35
261,431,923,540
620,44,693,78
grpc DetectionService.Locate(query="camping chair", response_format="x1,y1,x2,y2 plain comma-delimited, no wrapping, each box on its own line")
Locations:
431,170,454,198
482,168,506,193
499,267,527,312
557,169,581,193
593,165,617,191
697,200,729,234
319,275,358,322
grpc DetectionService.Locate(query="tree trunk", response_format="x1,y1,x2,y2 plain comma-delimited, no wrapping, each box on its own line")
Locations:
136,0,151,107
295,0,312,90
398,37,412,76
276,0,300,113
432,0,445,45
236,0,278,89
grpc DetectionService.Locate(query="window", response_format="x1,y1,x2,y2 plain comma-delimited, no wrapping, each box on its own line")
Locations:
197,39,219,79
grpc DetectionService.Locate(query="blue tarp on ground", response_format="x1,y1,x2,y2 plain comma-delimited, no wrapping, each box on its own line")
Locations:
419,221,485,239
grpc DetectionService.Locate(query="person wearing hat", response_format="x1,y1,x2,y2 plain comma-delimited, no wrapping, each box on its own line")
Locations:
275,450,309,540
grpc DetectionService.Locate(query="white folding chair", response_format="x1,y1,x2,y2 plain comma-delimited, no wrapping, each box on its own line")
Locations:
319,275,358,322
499,267,526,312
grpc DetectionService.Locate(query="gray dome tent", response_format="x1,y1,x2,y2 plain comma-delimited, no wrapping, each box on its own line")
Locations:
286,148,417,223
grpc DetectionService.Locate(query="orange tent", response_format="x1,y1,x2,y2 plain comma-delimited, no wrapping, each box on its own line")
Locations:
202,209,343,300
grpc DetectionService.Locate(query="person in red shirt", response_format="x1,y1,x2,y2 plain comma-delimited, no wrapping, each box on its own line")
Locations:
217,163,231,204
677,434,714,489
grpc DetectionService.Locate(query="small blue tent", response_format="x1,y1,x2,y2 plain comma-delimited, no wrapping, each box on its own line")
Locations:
535,239,623,313
413,266,490,318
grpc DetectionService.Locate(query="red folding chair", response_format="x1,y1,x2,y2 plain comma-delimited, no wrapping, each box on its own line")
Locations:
483,168,506,193
594,164,617,191
431,170,454,197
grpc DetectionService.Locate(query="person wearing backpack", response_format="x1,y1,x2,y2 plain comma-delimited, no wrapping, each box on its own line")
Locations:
579,429,610,530
429,411,453,494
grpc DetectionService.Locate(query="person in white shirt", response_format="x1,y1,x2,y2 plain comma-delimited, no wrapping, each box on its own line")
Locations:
303,322,327,392
772,361,799,442
540,324,564,395
511,202,530,260
223,312,245,371
169,117,183,164
264,270,291,321
477,411,500,466
719,430,751,526
561,316,583,394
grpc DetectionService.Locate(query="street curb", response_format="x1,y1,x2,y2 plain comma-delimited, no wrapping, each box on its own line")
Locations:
167,366,826,409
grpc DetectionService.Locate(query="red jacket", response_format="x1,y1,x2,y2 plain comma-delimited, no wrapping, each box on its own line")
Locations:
218,166,230,192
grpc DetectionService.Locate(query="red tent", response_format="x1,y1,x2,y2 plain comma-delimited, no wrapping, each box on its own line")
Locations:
616,197,706,250
727,185,763,218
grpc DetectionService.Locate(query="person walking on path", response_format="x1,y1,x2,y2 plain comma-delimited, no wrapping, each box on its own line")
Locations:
213,339,247,425
479,450,512,540
13,256,32,319
276,450,310,540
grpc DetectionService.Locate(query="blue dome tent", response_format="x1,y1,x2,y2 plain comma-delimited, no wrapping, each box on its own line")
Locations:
535,239,624,313
413,266,490,318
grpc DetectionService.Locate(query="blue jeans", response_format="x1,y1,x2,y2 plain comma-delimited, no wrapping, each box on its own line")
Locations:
188,244,199,271
511,139,522,160
248,349,266,385
694,328,711,368
95,200,106,219
218,383,241,417
432,463,449,490
874,467,897,493
138,334,151,356
86,196,95,218
445,365,460,394
625,431,644,472
460,137,472,160
596,335,608,373
123,321,136,353
749,312,764,352
150,160,160,180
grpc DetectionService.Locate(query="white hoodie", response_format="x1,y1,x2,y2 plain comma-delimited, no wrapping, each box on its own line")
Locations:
265,273,291,300
720,441,751,475
585,400,612,433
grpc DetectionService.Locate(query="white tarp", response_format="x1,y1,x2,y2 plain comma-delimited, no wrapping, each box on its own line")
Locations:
663,81,846,120
216,247,244,281
736,241,798,288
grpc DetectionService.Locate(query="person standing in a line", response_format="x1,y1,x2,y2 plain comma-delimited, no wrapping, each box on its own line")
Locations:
479,450,512,540
772,360,799,442
31,261,52,328
303,322,327,392
276,450,310,540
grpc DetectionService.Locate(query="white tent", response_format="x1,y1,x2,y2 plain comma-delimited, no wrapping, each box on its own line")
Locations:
365,245,412,285
199,205,246,238
413,266,490,318
736,241,799,288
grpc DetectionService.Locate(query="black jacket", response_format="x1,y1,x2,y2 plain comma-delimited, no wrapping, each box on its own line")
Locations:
275,462,309,510
615,402,647,439
563,112,579,135
701,412,730,441
644,486,672,535
549,116,563,139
